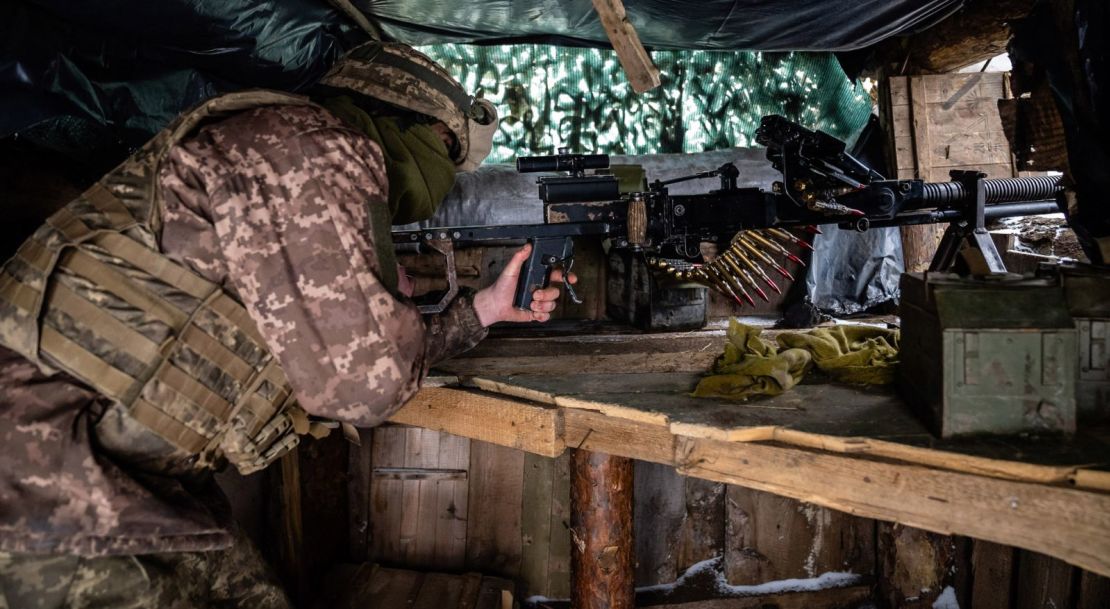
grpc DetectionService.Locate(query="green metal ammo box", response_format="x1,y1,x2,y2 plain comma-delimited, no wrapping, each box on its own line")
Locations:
898,272,1077,437
1058,264,1110,423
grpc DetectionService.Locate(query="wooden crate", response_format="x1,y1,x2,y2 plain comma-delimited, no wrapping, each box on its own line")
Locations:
879,72,1017,272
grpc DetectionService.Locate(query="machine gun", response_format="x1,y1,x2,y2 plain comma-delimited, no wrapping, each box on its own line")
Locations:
393,115,1061,318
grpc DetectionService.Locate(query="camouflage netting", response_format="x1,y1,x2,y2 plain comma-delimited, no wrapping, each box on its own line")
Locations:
419,45,874,162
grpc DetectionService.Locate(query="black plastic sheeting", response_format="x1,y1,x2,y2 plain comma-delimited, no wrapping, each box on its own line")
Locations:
3,0,965,147
2,0,362,147
805,116,902,315
361,0,962,51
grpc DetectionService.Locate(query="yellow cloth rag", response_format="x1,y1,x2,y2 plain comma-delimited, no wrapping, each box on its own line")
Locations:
776,325,900,385
693,321,900,401
692,320,812,400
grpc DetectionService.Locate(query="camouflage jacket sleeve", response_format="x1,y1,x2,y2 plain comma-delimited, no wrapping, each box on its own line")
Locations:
159,104,487,427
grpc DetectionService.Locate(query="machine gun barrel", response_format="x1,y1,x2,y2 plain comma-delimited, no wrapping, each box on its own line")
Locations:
920,175,1062,206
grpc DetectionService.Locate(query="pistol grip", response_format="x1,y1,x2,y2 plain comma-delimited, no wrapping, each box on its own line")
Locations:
513,239,550,311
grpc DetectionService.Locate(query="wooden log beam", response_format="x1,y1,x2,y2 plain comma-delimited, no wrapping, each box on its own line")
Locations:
590,0,661,93
869,0,1037,75
570,449,635,609
675,436,1110,578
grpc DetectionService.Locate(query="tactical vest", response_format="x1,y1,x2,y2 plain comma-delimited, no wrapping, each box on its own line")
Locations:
0,91,347,475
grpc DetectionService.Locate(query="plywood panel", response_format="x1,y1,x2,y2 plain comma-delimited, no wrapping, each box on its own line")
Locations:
371,426,408,562
1015,551,1075,609
678,479,726,572
970,540,1014,609
634,462,687,586
466,440,525,577
520,452,556,598
433,432,471,568
725,486,874,585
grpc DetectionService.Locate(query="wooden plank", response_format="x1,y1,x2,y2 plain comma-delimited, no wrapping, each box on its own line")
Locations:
365,566,425,608
466,441,525,577
391,387,563,457
725,487,874,585
1015,551,1075,609
477,374,1093,486
770,428,1080,487
675,436,1110,577
348,427,373,562
641,585,872,609
876,523,956,608
678,478,726,573
372,467,467,481
564,408,673,465
371,426,407,563
520,452,557,598
909,76,933,182
925,131,1013,168
405,428,442,565
475,576,516,609
548,452,573,600
413,572,463,609
443,350,720,377
277,449,306,606
590,0,661,93
970,541,1014,609
433,432,471,569
1077,570,1110,609
634,462,686,586
902,75,946,272
921,71,1007,104
457,572,485,609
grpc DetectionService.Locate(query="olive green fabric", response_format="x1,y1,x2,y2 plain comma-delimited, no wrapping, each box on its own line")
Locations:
693,321,900,400
778,325,900,385
693,320,811,400
320,95,456,225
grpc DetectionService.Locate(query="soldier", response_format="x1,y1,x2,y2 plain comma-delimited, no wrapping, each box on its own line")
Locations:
0,43,572,608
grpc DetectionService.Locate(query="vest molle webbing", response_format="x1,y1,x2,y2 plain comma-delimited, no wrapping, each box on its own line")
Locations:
0,91,337,475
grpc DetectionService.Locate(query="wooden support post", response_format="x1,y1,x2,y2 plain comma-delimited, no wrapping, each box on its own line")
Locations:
570,449,634,609
590,0,661,93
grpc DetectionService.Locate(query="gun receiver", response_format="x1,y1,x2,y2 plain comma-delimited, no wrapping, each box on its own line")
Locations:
395,115,1062,315
392,223,611,313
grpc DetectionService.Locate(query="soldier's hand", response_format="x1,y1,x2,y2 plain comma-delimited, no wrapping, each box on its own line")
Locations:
397,264,415,298
473,244,577,326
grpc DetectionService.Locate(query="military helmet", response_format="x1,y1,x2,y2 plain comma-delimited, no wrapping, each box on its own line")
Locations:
319,42,498,172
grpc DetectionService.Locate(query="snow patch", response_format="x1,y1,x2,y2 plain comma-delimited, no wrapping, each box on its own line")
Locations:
932,586,960,609
526,557,861,606
637,556,860,597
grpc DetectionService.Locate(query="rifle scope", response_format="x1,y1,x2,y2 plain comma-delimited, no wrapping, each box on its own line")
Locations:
517,153,610,174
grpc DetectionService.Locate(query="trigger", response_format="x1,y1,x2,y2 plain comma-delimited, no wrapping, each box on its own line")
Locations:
562,259,582,304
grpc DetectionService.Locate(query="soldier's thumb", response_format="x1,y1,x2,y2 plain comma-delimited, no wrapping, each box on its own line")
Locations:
501,243,532,281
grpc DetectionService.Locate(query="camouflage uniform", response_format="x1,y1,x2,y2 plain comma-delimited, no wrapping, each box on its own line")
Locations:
0,102,488,607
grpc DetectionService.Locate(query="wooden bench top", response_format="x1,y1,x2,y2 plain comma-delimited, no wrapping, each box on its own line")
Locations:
388,326,1110,577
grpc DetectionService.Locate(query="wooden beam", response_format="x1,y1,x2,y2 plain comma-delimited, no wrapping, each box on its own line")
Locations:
869,0,1036,75
390,387,563,457
396,373,1110,577
571,449,635,609
590,0,661,93
675,436,1110,578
